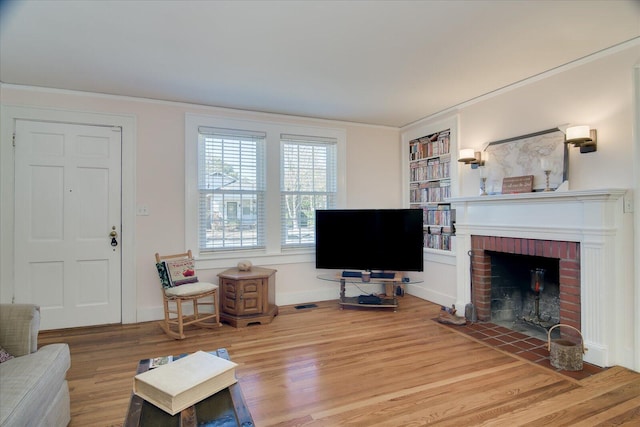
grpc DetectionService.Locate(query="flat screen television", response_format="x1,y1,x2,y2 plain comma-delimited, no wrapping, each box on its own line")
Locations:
315,209,424,273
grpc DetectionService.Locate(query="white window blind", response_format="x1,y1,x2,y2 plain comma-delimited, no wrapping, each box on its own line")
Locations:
280,134,337,248
198,127,266,251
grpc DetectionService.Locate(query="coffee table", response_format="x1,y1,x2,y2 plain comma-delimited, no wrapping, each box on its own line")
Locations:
124,348,254,427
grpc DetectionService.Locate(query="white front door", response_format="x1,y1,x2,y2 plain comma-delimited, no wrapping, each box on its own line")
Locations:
14,119,122,330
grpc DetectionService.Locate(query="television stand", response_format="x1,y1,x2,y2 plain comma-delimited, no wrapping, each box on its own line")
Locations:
318,272,421,311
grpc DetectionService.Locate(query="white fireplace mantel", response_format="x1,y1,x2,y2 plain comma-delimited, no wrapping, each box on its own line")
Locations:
449,189,634,369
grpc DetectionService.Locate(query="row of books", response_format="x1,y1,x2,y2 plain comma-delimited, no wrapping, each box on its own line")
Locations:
409,129,451,161
424,233,453,251
422,206,454,227
410,157,451,181
409,181,451,204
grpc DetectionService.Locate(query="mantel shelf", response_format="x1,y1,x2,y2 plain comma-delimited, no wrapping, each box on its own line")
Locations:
448,188,627,205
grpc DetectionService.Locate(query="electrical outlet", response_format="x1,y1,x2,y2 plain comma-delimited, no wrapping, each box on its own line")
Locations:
136,205,150,216
623,196,633,213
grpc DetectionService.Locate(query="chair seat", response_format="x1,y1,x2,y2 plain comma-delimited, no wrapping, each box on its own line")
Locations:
165,281,218,297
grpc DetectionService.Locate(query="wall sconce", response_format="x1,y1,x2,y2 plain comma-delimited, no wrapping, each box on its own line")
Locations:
458,148,484,169
565,125,597,153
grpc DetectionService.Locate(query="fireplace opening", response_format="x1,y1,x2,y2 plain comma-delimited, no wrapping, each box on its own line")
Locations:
488,251,560,340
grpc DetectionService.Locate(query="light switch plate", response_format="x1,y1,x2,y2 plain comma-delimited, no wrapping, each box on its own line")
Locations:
136,205,150,216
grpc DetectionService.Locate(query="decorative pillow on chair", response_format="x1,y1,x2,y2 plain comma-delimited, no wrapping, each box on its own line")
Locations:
165,258,199,286
156,262,172,289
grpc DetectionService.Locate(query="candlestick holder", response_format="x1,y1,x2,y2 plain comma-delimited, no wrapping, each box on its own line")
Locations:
544,170,552,192
530,268,546,324
480,177,487,196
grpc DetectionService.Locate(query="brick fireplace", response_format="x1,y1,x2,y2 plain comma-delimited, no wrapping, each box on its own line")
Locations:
470,235,580,338
450,189,632,368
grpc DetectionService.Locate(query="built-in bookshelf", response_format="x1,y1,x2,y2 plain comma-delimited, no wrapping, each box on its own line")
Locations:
409,129,455,251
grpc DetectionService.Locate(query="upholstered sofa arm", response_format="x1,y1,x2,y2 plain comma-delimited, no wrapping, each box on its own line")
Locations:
0,304,40,357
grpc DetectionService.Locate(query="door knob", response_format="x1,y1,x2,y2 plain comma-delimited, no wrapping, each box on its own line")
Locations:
110,226,118,246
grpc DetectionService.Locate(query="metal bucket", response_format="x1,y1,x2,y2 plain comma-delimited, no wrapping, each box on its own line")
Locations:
547,324,587,371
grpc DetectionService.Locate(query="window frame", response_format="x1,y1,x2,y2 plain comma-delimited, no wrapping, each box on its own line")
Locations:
185,113,346,268
197,127,266,252
280,134,338,249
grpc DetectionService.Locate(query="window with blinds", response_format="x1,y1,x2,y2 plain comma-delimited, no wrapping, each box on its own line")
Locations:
198,127,266,251
281,134,337,248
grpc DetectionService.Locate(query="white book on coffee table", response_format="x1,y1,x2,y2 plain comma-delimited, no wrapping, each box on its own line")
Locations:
133,350,238,415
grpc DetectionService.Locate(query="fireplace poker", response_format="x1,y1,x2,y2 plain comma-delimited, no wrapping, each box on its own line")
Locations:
465,250,478,322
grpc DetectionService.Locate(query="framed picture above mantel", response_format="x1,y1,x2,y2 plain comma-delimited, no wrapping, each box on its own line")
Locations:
483,128,567,194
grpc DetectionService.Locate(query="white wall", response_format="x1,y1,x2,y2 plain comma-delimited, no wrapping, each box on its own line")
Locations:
456,44,638,195
0,86,401,321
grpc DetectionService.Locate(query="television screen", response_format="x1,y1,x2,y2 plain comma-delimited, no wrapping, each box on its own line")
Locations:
315,209,424,272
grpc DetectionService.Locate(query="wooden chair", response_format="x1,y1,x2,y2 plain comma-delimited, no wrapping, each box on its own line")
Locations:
155,250,221,339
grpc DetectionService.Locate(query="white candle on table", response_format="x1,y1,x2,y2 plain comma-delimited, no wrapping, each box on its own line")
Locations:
540,158,551,171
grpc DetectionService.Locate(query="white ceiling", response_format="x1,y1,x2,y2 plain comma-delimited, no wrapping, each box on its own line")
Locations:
1,1,639,127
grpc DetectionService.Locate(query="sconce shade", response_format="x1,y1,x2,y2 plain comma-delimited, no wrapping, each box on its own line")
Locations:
458,148,476,162
565,125,597,153
566,125,591,144
458,149,484,168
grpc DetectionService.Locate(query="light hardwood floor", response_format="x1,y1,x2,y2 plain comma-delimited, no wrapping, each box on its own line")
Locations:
38,295,640,426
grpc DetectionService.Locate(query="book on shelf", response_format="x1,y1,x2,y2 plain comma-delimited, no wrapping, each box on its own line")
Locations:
133,350,238,415
423,205,453,227
424,233,453,251
409,129,451,161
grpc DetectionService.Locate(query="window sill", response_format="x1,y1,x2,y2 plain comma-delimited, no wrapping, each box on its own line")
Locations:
195,248,315,270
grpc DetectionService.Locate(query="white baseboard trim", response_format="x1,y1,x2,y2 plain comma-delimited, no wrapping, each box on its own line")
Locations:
134,286,447,324
136,306,165,323
276,289,336,306
275,282,388,306
583,341,609,368
406,284,455,308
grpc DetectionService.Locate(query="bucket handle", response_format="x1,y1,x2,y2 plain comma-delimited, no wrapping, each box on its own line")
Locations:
547,324,587,354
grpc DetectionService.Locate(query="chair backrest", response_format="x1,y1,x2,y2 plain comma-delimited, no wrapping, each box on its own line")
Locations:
155,250,192,264
155,250,199,288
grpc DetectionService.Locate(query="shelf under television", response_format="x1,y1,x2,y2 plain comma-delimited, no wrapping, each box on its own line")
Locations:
339,296,398,309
